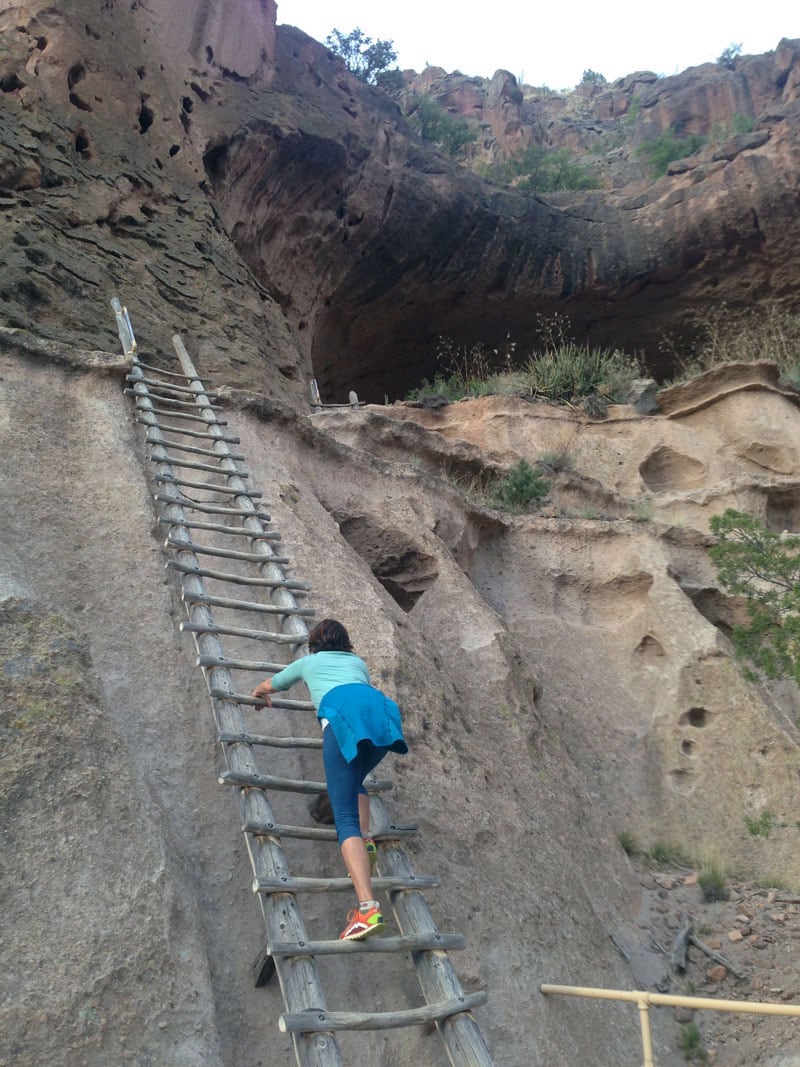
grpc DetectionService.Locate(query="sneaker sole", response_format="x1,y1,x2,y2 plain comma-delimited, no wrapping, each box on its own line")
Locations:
341,920,386,942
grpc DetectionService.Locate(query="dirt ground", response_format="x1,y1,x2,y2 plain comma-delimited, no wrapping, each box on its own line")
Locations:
634,860,800,1065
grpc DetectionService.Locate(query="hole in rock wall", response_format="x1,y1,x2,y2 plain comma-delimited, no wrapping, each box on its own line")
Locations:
681,739,696,756
67,63,85,89
765,487,800,533
138,100,154,133
634,633,665,664
336,515,438,613
69,92,92,112
203,141,228,181
669,767,695,796
679,707,710,728
639,448,702,493
0,73,24,92
74,129,92,158
685,587,747,640
639,447,706,492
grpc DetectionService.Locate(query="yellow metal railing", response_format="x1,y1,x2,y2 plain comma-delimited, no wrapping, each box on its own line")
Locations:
540,983,800,1067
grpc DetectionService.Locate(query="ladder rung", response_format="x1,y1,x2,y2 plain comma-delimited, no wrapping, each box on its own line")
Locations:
241,819,418,840
152,456,249,477
155,475,262,498
198,653,296,672
220,769,392,794
155,495,271,521
126,387,223,410
137,404,227,425
159,518,280,540
209,687,314,711
219,731,322,749
147,437,246,460
166,537,288,564
128,374,219,398
182,622,302,643
130,375,220,401
138,420,240,443
169,561,309,590
279,992,486,1034
132,357,201,381
255,873,439,896
269,932,466,957
220,768,327,794
184,593,313,617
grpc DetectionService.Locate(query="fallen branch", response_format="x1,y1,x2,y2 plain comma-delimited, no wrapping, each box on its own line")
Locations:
670,914,692,973
688,933,746,980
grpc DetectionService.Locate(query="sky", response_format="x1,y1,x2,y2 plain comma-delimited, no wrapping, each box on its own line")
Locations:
277,1,799,90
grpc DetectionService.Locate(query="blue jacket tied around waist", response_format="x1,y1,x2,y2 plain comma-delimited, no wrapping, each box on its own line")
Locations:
318,683,408,764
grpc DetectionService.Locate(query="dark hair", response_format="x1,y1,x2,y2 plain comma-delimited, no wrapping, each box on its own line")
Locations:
308,619,353,654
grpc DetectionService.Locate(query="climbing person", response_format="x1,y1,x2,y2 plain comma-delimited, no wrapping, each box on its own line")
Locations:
251,618,408,941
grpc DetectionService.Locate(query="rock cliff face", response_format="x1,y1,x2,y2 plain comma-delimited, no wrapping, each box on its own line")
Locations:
2,4,800,1066
2,3,799,403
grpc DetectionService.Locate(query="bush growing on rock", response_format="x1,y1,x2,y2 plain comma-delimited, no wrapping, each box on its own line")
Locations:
664,301,800,382
408,96,477,157
710,508,800,684
325,27,400,85
492,459,550,511
486,144,601,193
636,129,706,178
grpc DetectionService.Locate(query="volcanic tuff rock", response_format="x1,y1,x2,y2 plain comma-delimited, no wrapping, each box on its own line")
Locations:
2,3,800,402
3,3,800,1066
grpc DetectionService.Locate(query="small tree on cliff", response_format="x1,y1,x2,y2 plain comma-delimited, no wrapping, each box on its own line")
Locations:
409,96,477,157
326,27,400,86
709,508,800,683
717,43,742,70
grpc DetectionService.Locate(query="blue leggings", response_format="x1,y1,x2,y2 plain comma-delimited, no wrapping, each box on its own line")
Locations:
322,726,389,846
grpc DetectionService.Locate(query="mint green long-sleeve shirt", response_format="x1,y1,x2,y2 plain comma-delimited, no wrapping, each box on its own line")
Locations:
270,651,370,709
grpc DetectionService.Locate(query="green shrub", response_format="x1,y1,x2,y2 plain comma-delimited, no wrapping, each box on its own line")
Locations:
630,498,654,523
717,43,742,70
624,94,641,127
405,319,641,406
524,343,640,402
492,460,549,511
636,129,706,178
711,113,755,143
325,27,399,85
698,863,728,902
709,509,800,684
643,840,689,867
492,144,601,193
666,301,800,382
618,830,639,855
538,445,574,473
580,69,607,90
678,1021,707,1062
409,96,477,157
744,810,776,838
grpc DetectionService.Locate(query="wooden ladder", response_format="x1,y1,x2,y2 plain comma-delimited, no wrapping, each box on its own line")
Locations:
111,300,494,1067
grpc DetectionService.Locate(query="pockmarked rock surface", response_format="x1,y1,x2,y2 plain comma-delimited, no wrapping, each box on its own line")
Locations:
2,2,800,401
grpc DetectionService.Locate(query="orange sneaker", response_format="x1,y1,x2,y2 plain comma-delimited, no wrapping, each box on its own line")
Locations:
339,904,386,941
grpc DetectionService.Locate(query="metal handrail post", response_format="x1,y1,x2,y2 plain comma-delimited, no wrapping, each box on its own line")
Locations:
541,983,800,1067
636,998,655,1067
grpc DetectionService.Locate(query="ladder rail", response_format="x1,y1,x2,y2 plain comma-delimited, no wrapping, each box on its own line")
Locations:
114,301,493,1066
119,314,343,1067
